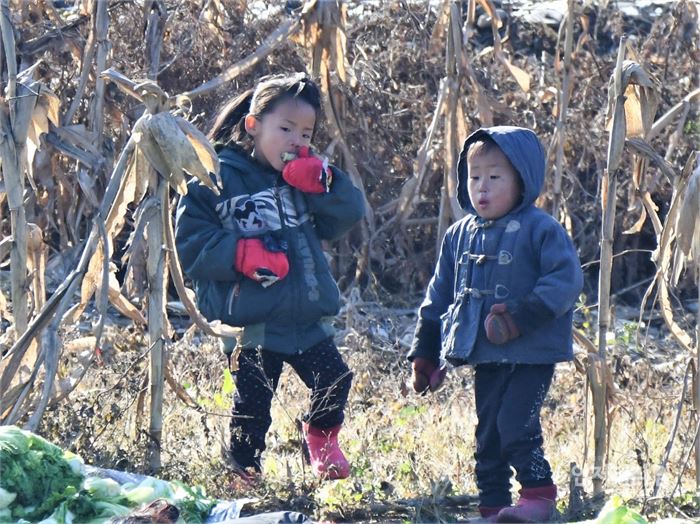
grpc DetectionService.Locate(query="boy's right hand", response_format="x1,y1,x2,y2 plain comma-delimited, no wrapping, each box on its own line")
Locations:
411,357,446,393
235,238,289,287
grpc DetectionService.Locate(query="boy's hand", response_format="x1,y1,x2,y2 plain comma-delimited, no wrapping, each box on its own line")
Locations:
235,238,289,287
484,303,520,344
411,357,447,393
282,146,332,193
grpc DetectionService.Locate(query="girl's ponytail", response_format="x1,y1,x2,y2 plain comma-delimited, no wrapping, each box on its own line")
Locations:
208,88,254,146
210,73,322,151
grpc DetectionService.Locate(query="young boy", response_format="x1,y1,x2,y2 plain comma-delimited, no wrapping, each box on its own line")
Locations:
408,126,583,523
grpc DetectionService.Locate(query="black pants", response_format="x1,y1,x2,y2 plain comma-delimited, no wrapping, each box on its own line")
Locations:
229,338,353,471
474,363,555,507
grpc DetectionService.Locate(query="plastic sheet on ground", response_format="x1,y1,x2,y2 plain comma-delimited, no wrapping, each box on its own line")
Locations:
85,466,310,523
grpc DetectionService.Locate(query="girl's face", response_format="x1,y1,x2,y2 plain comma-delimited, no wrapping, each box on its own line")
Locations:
245,97,317,171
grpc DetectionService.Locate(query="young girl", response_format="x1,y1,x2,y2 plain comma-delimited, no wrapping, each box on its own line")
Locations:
175,73,365,480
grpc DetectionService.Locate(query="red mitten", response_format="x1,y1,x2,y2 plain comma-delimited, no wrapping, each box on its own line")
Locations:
484,303,521,344
282,146,332,193
235,238,289,287
411,357,447,394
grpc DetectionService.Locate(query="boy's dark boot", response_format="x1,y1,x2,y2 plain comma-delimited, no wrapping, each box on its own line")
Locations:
496,485,557,523
303,422,350,480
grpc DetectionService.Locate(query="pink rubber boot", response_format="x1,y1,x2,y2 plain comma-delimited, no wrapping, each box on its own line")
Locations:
496,485,557,523
303,422,350,480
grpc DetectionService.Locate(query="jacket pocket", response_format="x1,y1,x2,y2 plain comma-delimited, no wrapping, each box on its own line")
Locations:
440,300,461,355
224,277,290,326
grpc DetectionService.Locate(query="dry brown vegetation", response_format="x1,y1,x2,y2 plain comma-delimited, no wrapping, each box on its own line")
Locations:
1,0,700,522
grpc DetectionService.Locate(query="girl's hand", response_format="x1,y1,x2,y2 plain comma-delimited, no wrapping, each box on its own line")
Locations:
282,146,332,193
234,238,289,287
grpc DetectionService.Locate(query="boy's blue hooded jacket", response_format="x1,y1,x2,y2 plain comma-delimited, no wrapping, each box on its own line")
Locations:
175,145,365,355
409,126,583,365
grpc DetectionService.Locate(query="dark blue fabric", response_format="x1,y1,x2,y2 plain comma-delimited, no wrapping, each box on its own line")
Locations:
474,363,554,507
409,126,583,365
175,145,364,354
229,338,352,470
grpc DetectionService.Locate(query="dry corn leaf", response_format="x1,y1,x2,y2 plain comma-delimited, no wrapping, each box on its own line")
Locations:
0,288,11,322
659,277,693,351
605,61,659,138
148,113,201,195
26,223,46,312
623,84,645,138
622,201,647,235
676,162,700,258
77,168,100,208
53,124,100,155
38,84,60,126
133,116,187,194
12,78,39,142
174,117,221,192
499,55,531,92
29,103,49,147
334,19,348,84
621,61,658,133
606,98,626,173
642,192,662,237
108,271,146,325
645,154,696,351
106,146,150,239
128,148,151,205
64,243,103,324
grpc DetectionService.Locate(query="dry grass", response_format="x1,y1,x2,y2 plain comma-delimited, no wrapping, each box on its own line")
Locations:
39,306,699,522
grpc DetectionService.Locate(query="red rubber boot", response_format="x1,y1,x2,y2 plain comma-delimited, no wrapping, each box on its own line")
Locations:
303,422,350,480
496,485,557,523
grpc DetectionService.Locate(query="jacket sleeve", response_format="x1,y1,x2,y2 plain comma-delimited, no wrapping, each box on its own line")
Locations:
304,166,365,241
506,219,583,335
174,178,240,282
407,227,456,364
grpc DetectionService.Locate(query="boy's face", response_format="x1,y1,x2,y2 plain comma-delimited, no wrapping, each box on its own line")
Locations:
467,147,522,220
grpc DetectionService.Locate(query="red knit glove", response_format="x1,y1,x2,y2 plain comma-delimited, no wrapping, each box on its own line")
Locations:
484,303,521,344
234,238,289,287
411,357,447,393
282,146,332,193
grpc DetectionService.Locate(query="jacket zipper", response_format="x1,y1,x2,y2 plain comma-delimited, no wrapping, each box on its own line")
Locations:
273,185,301,353
227,281,240,316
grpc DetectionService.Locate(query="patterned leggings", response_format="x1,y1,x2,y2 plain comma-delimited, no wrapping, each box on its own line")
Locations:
229,338,353,471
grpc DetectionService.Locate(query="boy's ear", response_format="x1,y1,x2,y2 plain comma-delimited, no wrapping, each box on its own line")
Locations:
244,114,258,136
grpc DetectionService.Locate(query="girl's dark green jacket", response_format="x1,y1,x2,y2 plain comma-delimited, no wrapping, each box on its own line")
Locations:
175,145,365,354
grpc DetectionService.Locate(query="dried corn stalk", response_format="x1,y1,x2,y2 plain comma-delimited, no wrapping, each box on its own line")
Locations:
297,0,371,285
0,2,61,415
551,0,574,219
596,46,662,495
667,157,700,489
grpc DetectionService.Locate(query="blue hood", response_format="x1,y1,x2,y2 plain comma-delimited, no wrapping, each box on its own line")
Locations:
456,126,545,213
